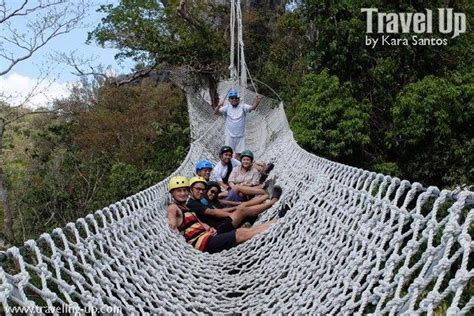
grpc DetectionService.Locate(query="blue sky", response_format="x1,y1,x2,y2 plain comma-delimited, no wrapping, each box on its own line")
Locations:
7,1,134,79
0,1,134,108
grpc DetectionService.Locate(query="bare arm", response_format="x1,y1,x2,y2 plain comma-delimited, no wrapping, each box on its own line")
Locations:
167,204,181,230
250,95,262,111
214,98,225,115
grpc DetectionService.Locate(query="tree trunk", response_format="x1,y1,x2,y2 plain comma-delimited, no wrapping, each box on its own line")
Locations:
207,74,219,109
0,119,14,243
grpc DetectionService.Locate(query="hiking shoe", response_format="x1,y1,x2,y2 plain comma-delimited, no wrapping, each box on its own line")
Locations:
259,163,275,184
264,163,274,174
278,204,290,218
272,185,282,200
263,178,275,198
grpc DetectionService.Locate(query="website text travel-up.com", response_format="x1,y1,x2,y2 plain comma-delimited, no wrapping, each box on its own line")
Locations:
4,304,123,315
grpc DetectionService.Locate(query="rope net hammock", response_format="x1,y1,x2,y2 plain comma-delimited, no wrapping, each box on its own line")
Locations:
0,78,472,315
1,1,473,314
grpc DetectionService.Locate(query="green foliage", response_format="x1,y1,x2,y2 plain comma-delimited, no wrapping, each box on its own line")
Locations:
245,0,473,187
4,0,473,244
5,80,189,243
104,162,158,201
257,11,308,106
387,75,474,186
291,71,370,164
89,0,227,73
371,162,402,178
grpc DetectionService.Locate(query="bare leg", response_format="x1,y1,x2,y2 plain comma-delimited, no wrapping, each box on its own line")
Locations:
240,194,268,207
228,197,279,227
235,220,277,243
253,161,266,173
218,191,229,199
219,199,240,207
233,184,266,196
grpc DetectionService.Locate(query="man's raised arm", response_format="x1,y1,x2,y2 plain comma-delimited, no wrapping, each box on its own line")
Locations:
214,98,225,115
250,95,262,111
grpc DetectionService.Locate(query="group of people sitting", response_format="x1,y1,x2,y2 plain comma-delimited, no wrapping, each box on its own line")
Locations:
167,145,283,254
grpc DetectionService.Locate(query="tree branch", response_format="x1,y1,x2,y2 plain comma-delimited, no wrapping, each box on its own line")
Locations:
176,0,207,32
0,0,65,24
0,0,90,76
115,62,158,86
3,110,56,127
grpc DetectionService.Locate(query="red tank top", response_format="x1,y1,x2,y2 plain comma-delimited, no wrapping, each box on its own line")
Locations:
176,204,212,251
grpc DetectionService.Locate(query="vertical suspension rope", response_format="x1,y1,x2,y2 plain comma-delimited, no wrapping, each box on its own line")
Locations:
236,0,247,90
236,0,240,87
229,0,247,93
229,0,236,80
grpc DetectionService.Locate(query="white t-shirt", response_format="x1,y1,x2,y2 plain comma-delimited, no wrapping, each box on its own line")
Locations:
210,158,241,182
219,102,252,137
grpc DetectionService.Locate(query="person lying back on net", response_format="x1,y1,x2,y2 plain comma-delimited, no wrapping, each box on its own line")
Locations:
225,150,279,202
166,176,277,253
185,177,281,233
211,146,274,193
195,159,213,181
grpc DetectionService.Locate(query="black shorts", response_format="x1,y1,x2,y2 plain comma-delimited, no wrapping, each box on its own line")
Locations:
216,217,235,234
205,230,237,254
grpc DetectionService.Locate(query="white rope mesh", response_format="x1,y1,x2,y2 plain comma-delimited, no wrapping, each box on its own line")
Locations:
229,0,236,80
236,0,247,88
228,0,246,91
0,78,472,314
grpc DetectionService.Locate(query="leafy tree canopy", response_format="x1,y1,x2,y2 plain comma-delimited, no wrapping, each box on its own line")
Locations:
387,74,473,185
254,0,473,187
89,0,228,74
291,70,371,165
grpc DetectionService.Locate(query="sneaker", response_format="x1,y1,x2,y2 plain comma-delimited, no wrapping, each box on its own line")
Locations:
278,204,289,218
264,163,275,174
272,185,282,200
263,178,275,198
259,163,275,184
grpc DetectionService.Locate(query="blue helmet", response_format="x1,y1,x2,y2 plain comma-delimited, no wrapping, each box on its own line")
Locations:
228,89,239,98
195,160,213,172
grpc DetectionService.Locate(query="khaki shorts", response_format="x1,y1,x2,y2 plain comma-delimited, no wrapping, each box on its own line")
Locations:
225,135,245,154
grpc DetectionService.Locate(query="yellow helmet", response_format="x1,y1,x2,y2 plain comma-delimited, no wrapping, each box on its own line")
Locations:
189,176,207,188
168,176,189,192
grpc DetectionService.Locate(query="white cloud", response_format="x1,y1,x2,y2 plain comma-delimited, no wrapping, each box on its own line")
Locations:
0,73,71,109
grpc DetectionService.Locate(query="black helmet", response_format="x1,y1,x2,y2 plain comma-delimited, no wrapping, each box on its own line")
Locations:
219,145,233,157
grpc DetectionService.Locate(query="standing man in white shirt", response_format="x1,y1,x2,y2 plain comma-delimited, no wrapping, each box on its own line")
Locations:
214,89,261,159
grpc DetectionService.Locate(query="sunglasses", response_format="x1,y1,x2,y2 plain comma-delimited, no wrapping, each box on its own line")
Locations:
208,189,219,194
193,186,206,191
229,97,239,100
